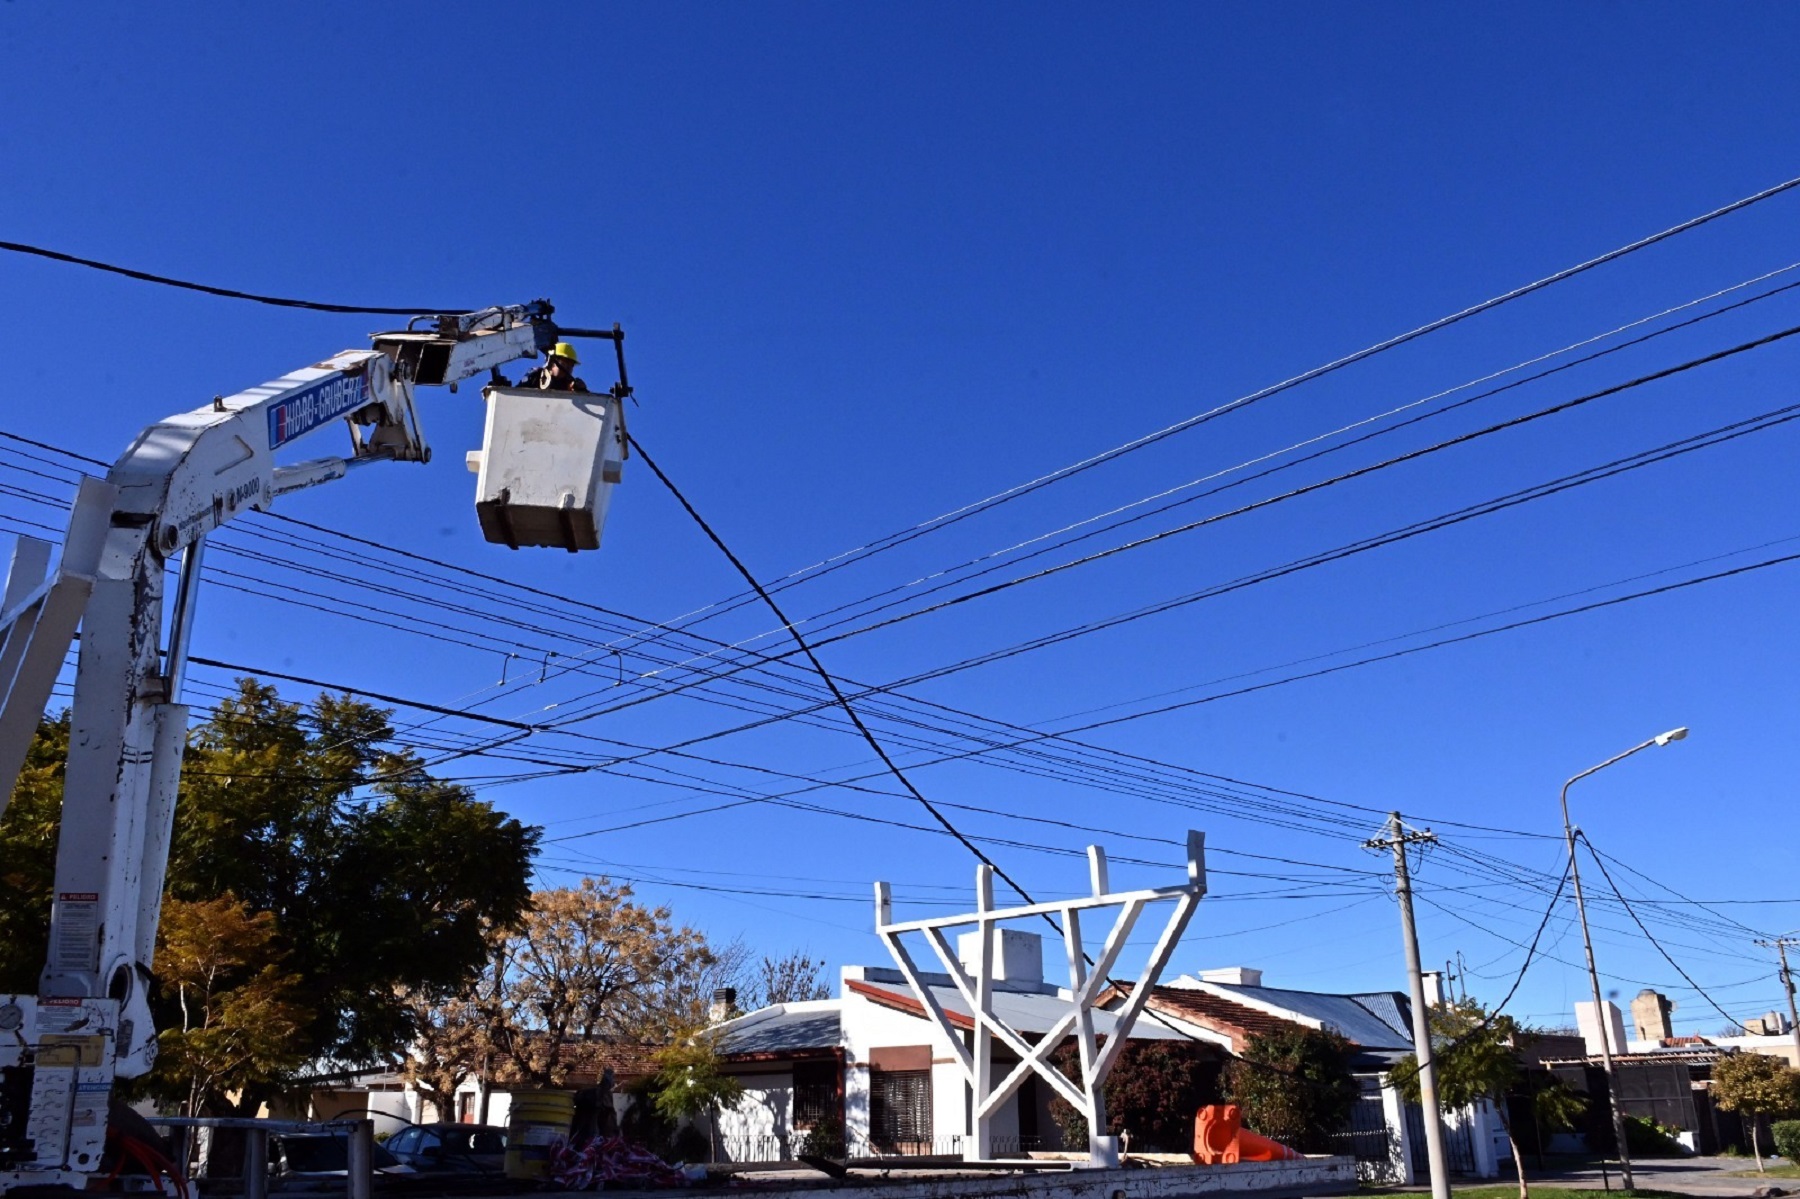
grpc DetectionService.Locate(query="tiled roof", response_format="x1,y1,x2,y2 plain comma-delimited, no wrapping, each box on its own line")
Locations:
554,1039,663,1082
845,979,976,1030
493,1034,662,1084
1132,986,1305,1054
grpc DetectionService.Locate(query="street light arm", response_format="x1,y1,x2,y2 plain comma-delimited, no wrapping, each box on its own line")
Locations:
1560,737,1658,806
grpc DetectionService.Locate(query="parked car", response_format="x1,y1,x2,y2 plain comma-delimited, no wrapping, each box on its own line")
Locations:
383,1124,508,1174
270,1132,412,1190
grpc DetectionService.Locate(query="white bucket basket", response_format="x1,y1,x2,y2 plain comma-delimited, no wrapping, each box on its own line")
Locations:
467,386,625,552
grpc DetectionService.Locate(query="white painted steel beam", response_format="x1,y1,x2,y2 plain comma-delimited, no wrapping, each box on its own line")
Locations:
874,830,1207,1167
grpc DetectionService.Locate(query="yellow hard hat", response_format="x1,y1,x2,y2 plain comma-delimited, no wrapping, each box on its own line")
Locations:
550,342,580,365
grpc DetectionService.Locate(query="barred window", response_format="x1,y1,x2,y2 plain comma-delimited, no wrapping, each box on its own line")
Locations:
793,1060,836,1128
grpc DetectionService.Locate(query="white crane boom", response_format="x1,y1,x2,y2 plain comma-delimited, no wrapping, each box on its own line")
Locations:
0,301,626,1187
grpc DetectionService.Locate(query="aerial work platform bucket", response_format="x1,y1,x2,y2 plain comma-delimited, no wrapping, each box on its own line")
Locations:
468,386,625,552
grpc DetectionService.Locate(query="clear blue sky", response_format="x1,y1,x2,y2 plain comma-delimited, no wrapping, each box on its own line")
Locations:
4,3,1798,1036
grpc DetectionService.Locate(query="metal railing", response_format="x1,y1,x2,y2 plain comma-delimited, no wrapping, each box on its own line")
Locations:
847,1134,966,1159
146,1116,375,1199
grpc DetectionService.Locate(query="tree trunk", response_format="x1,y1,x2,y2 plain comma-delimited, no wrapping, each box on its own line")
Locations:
1749,1113,1765,1173
1493,1096,1529,1199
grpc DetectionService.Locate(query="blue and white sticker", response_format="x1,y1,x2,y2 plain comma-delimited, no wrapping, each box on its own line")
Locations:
267,373,372,448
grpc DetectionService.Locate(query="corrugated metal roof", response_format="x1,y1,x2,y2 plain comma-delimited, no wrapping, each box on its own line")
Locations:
848,981,1188,1041
1207,983,1414,1050
715,1005,843,1057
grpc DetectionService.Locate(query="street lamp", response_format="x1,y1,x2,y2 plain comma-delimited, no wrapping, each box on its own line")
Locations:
1559,726,1687,1192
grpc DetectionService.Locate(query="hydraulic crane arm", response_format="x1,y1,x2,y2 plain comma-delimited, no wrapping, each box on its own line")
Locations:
0,300,601,1185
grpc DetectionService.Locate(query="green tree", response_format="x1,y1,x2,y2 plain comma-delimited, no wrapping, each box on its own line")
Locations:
144,895,312,1116
164,680,539,1093
1712,1051,1800,1172
0,713,68,991
4,682,539,1113
1221,1026,1358,1153
1049,1040,1224,1152
652,1037,744,1162
1391,1001,1536,1199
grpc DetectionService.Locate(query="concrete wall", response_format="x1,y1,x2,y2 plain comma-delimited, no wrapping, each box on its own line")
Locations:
632,1156,1357,1198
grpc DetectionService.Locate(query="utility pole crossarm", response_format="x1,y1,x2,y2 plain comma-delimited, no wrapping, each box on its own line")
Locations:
1753,938,1800,1066
1367,813,1450,1199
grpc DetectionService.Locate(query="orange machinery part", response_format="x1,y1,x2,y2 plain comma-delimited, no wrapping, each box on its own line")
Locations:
1192,1104,1303,1164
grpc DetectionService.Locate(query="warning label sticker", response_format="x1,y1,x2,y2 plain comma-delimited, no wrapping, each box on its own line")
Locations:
51,894,100,974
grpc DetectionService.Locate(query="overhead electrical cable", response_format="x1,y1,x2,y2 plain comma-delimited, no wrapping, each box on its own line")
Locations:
539,322,1800,729
0,239,472,315
623,172,1800,629
533,385,1800,772
1580,831,1763,1030
651,261,1800,653
624,432,1045,905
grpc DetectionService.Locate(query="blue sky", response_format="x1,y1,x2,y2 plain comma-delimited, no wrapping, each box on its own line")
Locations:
4,3,1799,1035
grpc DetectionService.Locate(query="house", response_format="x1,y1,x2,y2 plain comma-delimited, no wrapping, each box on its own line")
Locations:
707,950,1193,1161
311,1038,663,1133
702,948,1451,1181
1540,992,1800,1156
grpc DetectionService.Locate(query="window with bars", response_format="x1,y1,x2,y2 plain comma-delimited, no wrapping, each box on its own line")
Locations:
869,1070,933,1150
793,1060,837,1128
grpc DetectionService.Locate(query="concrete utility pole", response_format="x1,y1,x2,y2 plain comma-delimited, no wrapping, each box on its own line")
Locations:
1753,937,1800,1066
1366,812,1450,1199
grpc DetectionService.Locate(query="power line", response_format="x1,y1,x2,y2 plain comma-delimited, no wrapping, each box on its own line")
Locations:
0,239,472,315
636,172,1800,628
672,262,1800,655
546,322,1800,731
1579,831,1754,1031
625,431,1045,906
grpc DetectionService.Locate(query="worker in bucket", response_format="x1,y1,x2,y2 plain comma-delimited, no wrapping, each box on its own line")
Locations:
519,342,590,392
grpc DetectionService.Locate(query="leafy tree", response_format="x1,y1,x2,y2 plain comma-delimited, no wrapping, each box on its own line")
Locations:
143,895,311,1116
168,682,539,1080
1391,1001,1537,1198
1048,1040,1224,1151
1221,1026,1358,1153
652,1038,744,1162
1712,1051,1800,1172
0,713,68,991
4,682,540,1112
740,950,832,1010
495,877,719,1086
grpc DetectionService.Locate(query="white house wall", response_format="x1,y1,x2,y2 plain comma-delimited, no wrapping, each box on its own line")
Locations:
842,991,971,1151
705,1071,795,1161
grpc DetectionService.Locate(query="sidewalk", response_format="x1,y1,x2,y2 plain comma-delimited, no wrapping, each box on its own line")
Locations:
1407,1157,1795,1197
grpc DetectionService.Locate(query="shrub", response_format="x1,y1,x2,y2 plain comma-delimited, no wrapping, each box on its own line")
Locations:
1622,1114,1685,1158
1772,1119,1800,1162
799,1113,847,1160
1222,1027,1357,1153
1047,1039,1224,1152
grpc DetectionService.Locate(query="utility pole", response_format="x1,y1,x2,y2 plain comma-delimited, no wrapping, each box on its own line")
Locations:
1753,937,1800,1066
1366,812,1450,1199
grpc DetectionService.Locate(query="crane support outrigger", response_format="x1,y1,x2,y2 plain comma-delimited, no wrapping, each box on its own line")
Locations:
0,301,629,1187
